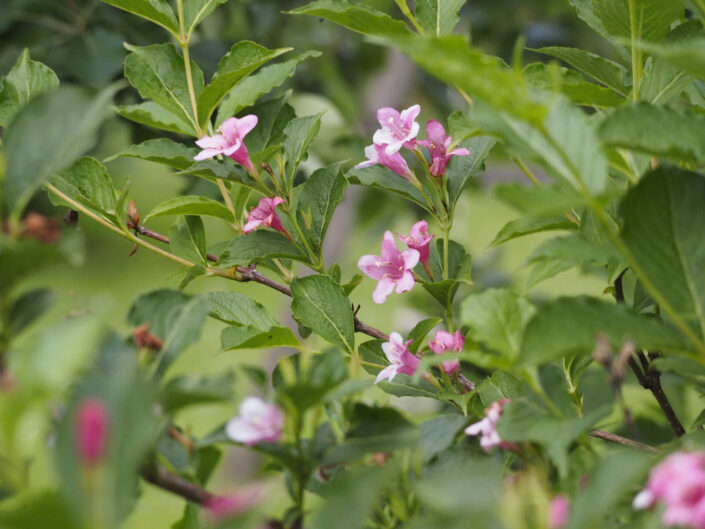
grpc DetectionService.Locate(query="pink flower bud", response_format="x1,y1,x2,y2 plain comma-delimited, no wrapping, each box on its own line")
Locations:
75,398,109,465
548,495,570,529
205,490,259,522
428,329,464,375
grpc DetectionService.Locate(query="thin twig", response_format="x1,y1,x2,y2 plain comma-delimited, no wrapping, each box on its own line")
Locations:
591,429,658,453
141,465,214,504
614,273,685,437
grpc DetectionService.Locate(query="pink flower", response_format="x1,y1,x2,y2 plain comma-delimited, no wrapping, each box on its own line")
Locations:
398,220,434,266
226,397,284,446
243,196,288,237
548,495,570,529
357,231,419,304
194,115,258,171
428,329,464,376
376,332,420,383
355,143,413,179
417,120,470,178
372,104,421,154
464,399,513,452
205,490,259,522
75,398,109,465
633,451,705,529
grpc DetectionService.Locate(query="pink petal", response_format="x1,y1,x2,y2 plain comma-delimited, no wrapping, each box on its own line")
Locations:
375,364,399,384
196,135,228,150
380,231,399,261
400,249,420,270
394,270,415,294
235,114,258,137
354,160,377,169
373,129,397,149
242,219,262,233
194,149,220,161
425,119,447,146
377,107,400,126
400,104,421,125
358,255,386,280
450,147,471,157
225,417,266,445
372,278,396,304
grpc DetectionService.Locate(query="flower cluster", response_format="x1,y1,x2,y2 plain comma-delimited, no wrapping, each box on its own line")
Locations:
633,451,705,529
464,399,513,452
355,104,470,180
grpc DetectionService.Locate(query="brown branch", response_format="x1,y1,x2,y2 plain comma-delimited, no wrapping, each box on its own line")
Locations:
128,222,220,263
614,273,685,437
141,464,214,504
590,429,658,453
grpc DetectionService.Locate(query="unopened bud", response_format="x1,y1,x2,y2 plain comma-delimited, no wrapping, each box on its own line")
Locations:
76,398,109,465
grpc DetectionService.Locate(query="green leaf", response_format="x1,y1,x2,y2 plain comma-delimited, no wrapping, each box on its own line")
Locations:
50,157,117,216
347,164,430,211
220,325,299,350
494,182,587,216
417,414,467,462
636,38,705,81
290,275,354,353
639,56,693,104
216,51,321,126
100,0,179,35
619,168,705,353
321,404,417,464
414,0,466,36
146,196,233,222
160,371,235,413
124,43,203,135
407,317,443,353
309,466,394,529
196,41,290,128
593,0,684,43
498,400,608,476
288,0,413,38
491,214,577,246
567,451,651,529
472,95,608,195
3,85,116,217
207,291,278,329
7,288,55,336
114,138,198,170
569,0,627,56
182,0,228,37
446,136,496,213
0,49,59,127
525,233,618,288
461,288,535,360
394,35,546,124
423,239,472,307
295,162,349,252
283,113,323,186
116,102,194,135
169,215,208,265
599,103,705,166
217,230,307,267
520,296,692,364
523,62,625,108
533,46,629,95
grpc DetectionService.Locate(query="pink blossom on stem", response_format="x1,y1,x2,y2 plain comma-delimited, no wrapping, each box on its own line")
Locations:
375,332,420,383
372,104,421,154
226,397,284,446
205,489,259,522
548,495,570,529
633,451,705,529
355,143,413,179
428,329,464,376
194,115,258,172
75,398,109,465
357,231,419,304
398,220,434,266
417,120,471,178
243,196,289,237
464,399,514,452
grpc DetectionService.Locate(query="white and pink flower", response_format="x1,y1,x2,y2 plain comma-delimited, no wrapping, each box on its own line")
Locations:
372,104,421,154
226,397,284,446
428,329,464,375
376,332,420,383
194,115,258,172
464,399,513,452
243,196,288,236
398,220,434,267
357,231,419,304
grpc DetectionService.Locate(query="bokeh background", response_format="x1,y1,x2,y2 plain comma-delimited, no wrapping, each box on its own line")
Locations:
2,1,678,526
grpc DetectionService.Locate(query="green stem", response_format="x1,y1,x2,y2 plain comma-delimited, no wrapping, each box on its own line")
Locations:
395,0,425,34
628,0,642,101
513,157,542,186
44,183,234,280
442,224,450,281
284,209,323,271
